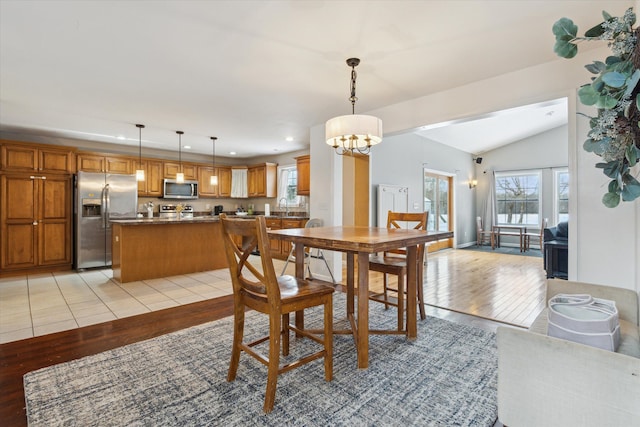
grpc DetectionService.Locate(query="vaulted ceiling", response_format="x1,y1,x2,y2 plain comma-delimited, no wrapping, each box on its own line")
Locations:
0,1,628,158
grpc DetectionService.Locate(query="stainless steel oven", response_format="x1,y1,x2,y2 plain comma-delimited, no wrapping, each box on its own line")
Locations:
159,204,194,219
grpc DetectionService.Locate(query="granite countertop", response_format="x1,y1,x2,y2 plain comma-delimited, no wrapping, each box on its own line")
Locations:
110,214,309,225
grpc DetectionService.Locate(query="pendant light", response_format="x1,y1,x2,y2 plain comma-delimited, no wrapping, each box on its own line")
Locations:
325,58,382,155
210,136,218,186
135,124,145,181
176,130,184,183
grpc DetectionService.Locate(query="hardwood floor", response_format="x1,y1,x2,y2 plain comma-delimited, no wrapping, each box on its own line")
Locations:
0,248,543,426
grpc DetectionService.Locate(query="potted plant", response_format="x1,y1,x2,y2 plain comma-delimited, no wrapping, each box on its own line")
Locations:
553,7,640,207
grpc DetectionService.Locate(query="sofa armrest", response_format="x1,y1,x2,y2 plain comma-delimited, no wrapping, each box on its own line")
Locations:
546,279,639,325
497,327,640,426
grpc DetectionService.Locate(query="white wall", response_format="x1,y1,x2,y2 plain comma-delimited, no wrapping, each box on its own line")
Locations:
311,46,639,293
370,133,475,247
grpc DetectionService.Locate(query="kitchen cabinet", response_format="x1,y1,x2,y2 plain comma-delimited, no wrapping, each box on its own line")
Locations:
77,153,133,174
266,217,307,259
248,162,277,197
163,162,197,180
137,159,163,197
1,141,75,174
0,173,72,274
295,155,310,196
198,165,231,198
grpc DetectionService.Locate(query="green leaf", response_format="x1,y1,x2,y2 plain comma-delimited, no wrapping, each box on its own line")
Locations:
626,143,639,164
608,179,620,193
552,18,578,38
578,85,599,105
585,22,606,38
636,93,640,110
602,192,621,208
596,160,621,179
624,70,640,97
585,62,602,74
602,71,627,88
554,39,578,58
596,94,619,109
621,175,640,201
606,56,622,66
602,11,613,21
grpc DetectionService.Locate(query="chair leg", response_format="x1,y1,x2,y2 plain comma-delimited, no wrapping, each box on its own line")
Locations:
319,250,336,284
324,297,333,381
418,265,426,320
227,305,245,382
282,313,290,356
382,273,390,310
264,313,282,413
397,271,405,331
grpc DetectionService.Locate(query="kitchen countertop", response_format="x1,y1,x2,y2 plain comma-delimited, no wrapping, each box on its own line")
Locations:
110,214,309,225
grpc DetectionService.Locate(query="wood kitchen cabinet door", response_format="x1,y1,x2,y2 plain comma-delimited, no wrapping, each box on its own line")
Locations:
295,155,310,196
265,218,282,256
1,142,75,174
137,160,163,196
77,153,132,174
247,163,277,197
0,174,72,272
163,162,197,180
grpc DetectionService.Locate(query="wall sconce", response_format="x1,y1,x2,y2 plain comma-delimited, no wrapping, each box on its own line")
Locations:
469,179,478,189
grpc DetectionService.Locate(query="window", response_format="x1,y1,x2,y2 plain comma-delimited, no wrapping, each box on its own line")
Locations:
277,165,302,206
554,169,569,224
495,171,541,226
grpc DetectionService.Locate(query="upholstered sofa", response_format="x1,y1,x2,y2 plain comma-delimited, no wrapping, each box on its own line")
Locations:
497,279,640,426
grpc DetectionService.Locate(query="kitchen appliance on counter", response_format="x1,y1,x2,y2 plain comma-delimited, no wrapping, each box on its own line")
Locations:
159,204,194,219
75,171,138,269
214,205,224,216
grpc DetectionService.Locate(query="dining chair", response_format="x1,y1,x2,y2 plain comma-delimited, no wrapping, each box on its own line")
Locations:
219,213,334,413
476,216,493,246
368,211,429,331
524,218,548,251
280,218,336,283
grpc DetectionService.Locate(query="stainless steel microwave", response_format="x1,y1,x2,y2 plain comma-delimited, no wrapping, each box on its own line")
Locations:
163,179,199,199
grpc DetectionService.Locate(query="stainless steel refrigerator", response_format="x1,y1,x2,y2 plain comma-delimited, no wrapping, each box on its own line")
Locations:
75,171,138,269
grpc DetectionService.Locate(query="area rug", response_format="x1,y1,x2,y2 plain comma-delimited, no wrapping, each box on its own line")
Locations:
461,245,542,258
24,295,498,426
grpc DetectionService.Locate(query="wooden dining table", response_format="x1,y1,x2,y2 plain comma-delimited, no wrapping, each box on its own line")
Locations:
268,225,453,369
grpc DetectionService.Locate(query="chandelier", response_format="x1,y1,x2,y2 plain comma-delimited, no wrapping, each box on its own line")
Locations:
325,58,382,155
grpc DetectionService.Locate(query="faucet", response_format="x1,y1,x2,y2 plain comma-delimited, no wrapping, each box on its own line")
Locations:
278,197,288,216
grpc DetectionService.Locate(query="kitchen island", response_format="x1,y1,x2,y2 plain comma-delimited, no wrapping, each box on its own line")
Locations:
110,216,227,283
110,214,309,283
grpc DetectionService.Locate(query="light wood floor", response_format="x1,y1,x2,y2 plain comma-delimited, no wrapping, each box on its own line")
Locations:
366,248,546,328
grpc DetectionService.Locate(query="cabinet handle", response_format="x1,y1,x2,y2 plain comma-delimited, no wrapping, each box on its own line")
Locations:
40,176,47,180
30,176,36,179
33,221,38,225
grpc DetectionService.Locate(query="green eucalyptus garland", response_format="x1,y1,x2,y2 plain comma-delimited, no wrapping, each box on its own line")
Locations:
553,7,640,207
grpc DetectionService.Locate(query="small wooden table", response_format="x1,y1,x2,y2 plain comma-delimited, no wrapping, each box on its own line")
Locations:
269,225,453,369
492,224,527,252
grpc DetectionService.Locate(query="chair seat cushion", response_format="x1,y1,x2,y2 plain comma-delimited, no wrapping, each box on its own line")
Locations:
369,255,406,269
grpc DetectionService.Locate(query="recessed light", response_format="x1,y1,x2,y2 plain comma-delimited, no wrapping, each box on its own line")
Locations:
184,145,191,149
285,136,293,142
230,151,237,155
116,135,126,140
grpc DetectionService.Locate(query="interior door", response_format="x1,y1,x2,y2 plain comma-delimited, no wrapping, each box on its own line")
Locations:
424,171,453,252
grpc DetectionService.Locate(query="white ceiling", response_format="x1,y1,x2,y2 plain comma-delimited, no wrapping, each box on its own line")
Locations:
0,1,623,158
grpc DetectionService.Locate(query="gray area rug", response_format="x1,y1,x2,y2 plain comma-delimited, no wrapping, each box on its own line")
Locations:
24,294,498,426
462,244,542,258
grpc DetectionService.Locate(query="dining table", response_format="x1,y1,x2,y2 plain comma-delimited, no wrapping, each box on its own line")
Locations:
268,225,454,369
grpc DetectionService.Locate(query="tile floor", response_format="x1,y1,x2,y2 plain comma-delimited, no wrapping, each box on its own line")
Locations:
0,266,240,344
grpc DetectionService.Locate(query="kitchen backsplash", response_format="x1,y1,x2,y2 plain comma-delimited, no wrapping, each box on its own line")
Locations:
138,196,309,216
